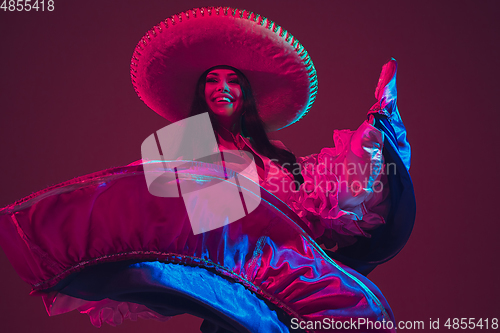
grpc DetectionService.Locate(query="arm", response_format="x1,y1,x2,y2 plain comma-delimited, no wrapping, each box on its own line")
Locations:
290,59,415,275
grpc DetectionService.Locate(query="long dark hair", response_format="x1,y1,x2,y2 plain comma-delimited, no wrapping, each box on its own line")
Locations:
190,65,304,187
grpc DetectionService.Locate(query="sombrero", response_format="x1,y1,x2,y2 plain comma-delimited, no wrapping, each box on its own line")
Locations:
130,6,318,131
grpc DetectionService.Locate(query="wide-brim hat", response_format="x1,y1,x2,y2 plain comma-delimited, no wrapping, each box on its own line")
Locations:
130,6,318,131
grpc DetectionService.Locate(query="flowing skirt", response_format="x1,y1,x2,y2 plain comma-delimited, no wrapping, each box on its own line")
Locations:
0,162,396,332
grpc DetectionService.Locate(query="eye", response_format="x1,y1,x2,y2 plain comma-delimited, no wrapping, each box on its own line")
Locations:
229,79,240,84
206,78,218,83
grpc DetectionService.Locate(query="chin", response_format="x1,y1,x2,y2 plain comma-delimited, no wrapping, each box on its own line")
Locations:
212,108,235,117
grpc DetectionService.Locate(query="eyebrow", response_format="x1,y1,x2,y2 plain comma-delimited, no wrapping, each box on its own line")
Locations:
206,72,238,77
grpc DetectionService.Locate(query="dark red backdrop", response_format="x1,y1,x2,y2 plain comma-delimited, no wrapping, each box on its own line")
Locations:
1,1,499,332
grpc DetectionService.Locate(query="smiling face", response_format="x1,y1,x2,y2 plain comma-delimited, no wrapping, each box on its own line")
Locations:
204,69,243,121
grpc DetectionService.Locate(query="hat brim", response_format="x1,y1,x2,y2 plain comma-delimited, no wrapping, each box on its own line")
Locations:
131,7,317,131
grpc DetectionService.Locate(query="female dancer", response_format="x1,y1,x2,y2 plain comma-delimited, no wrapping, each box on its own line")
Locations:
0,7,415,333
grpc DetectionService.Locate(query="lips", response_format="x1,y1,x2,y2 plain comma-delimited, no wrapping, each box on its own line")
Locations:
213,94,234,103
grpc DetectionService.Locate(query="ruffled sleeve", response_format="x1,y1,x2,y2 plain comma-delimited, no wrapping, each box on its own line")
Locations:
287,120,391,249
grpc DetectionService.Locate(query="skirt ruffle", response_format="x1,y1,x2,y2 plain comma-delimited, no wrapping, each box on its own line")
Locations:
0,163,395,332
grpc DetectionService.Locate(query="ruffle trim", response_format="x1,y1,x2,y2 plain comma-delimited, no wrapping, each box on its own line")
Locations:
287,121,388,248
45,292,171,327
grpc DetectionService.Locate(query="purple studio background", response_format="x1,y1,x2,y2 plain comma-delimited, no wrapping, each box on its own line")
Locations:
1,1,499,332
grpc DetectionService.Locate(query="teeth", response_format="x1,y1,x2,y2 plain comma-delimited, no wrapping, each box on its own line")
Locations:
217,97,231,102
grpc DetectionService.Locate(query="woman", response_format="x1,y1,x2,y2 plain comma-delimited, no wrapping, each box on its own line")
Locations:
0,7,415,333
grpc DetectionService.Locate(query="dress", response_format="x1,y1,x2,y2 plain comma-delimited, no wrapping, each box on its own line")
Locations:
0,116,415,332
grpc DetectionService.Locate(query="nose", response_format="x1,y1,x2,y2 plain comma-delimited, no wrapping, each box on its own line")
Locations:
216,80,230,92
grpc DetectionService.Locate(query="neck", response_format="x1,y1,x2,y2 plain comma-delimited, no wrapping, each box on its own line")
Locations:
215,117,241,138
214,118,245,151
